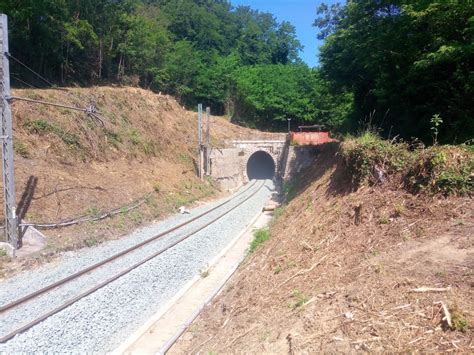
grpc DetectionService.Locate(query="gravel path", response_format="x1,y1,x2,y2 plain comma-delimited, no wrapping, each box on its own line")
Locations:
0,180,273,352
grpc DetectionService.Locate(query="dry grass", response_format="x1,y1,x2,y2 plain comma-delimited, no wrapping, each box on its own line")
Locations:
171,143,473,354
0,86,280,279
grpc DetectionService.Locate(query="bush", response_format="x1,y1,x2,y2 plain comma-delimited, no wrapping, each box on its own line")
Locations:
341,132,411,187
24,119,81,148
341,132,473,196
14,141,30,158
248,228,269,254
406,146,473,196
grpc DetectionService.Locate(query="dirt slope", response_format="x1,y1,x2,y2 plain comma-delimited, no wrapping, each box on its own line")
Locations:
0,86,279,278
172,143,473,353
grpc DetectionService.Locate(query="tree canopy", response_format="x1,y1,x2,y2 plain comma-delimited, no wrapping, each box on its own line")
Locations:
1,0,473,142
0,0,303,114
315,0,474,143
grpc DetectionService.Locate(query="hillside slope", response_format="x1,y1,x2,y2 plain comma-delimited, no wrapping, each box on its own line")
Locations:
172,143,473,353
0,86,278,277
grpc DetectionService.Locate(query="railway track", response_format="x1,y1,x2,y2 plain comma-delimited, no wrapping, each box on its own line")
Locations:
0,180,266,344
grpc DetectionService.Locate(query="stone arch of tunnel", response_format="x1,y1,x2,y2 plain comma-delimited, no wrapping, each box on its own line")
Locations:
246,150,276,180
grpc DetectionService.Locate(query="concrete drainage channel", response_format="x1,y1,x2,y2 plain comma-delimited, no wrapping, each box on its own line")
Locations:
118,205,274,354
0,180,274,352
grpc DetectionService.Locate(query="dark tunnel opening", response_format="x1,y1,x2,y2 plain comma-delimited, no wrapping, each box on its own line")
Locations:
246,151,275,180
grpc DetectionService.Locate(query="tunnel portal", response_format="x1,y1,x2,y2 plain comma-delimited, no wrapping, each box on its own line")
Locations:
246,150,275,180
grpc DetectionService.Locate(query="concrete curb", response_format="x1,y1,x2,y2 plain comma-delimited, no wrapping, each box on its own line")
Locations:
114,208,266,355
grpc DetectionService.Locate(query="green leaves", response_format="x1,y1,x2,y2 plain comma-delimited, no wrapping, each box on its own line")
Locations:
5,0,308,121
315,0,474,144
231,64,318,128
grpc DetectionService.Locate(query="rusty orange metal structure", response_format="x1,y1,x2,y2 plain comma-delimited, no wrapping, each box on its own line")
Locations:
290,125,332,145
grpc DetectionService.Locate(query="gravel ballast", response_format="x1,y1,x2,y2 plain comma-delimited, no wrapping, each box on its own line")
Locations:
0,179,273,352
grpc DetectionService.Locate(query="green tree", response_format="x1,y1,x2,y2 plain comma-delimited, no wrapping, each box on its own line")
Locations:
160,40,203,102
231,64,318,129
315,0,474,143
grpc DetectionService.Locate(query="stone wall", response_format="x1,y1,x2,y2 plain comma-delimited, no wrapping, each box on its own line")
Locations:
208,148,243,190
282,146,321,182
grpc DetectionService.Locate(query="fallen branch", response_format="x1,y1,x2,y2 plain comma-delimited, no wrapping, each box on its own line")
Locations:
351,337,380,344
391,304,412,310
225,325,257,348
278,255,328,287
410,287,451,293
434,301,452,329
21,193,152,229
220,316,231,329
408,337,424,345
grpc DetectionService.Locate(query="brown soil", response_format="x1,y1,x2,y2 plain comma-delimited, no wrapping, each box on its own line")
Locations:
0,86,280,279
172,143,473,353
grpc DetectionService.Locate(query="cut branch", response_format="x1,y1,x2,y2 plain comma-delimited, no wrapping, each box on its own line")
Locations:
410,287,451,293
278,255,328,287
21,193,151,229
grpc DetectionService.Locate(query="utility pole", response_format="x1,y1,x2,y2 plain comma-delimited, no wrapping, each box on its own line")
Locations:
197,104,203,180
0,14,18,254
205,107,210,176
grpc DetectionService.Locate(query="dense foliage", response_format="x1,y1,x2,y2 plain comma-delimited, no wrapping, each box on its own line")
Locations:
1,0,473,141
315,1,474,143
341,132,473,196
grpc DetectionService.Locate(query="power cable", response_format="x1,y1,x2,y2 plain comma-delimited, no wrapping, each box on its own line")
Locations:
6,53,107,125
5,52,66,90
11,74,37,89
8,95,105,126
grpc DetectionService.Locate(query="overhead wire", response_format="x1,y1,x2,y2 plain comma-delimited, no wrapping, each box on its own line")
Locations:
6,52,106,126
11,74,37,89
5,52,66,90
8,95,105,126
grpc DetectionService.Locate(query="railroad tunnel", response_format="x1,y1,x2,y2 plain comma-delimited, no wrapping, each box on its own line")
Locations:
246,150,275,180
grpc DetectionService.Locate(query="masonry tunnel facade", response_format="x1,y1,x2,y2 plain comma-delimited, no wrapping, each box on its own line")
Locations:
246,150,276,180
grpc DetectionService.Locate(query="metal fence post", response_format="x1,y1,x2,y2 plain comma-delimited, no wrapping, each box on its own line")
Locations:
0,14,18,254
197,104,203,180
205,107,210,176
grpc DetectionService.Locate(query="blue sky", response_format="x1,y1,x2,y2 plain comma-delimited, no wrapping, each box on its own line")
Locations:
230,0,338,67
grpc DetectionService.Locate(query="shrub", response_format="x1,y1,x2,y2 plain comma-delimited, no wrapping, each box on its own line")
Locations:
406,146,473,196
14,141,30,158
341,132,412,187
25,119,81,148
129,129,142,145
24,119,54,134
283,180,298,201
84,238,98,247
450,303,469,332
341,132,473,196
249,228,269,254
105,131,122,148
291,289,309,309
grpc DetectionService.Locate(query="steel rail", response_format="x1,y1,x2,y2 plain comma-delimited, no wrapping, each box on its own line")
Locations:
0,180,258,314
0,180,265,343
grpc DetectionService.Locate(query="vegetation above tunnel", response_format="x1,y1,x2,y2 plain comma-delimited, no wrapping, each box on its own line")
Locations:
2,0,473,143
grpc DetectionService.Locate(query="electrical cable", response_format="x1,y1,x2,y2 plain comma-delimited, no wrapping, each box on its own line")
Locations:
5,52,64,90
11,75,36,89
6,53,108,125
8,95,105,126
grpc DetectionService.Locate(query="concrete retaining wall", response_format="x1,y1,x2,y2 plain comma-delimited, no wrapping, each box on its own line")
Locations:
208,148,243,190
283,146,321,181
